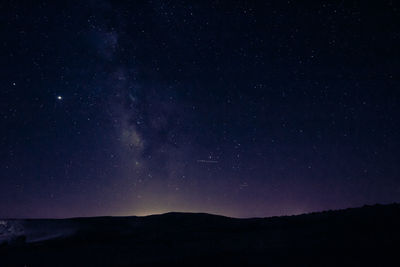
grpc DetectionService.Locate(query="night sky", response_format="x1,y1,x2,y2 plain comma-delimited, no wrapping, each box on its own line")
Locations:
1,1,399,218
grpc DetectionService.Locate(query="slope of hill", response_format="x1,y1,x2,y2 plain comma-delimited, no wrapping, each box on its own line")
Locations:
1,204,399,266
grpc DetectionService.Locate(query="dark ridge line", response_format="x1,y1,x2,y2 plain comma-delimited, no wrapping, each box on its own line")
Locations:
2,202,399,221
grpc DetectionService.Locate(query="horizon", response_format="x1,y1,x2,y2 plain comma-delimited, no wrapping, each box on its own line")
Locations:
3,202,397,220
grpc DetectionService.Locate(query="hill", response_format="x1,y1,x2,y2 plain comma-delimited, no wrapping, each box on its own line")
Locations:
1,204,399,266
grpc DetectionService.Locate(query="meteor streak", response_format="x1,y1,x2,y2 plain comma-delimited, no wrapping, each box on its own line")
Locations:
197,160,219,164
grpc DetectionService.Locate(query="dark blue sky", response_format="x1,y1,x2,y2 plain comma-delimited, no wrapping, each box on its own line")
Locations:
1,1,399,218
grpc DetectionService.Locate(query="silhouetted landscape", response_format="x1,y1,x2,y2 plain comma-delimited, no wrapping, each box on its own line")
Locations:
1,203,399,266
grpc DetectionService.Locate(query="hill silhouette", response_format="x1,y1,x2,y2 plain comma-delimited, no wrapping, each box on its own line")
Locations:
1,204,399,266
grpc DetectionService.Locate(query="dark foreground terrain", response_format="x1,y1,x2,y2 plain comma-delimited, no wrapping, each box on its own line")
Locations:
1,204,399,266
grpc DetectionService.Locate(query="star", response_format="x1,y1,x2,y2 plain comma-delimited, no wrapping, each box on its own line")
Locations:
57,96,63,100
